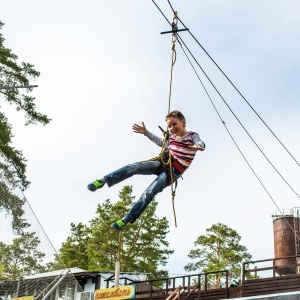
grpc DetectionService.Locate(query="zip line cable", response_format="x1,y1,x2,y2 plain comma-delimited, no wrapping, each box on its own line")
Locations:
176,33,300,199
151,1,300,239
151,0,172,26
151,0,300,200
176,37,300,243
167,2,300,169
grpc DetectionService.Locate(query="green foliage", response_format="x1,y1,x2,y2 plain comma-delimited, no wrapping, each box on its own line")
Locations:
0,181,29,233
0,21,50,281
50,186,173,281
0,20,51,189
184,223,252,285
0,232,46,280
47,223,90,271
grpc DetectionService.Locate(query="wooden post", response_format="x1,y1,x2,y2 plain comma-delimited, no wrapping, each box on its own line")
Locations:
115,261,120,287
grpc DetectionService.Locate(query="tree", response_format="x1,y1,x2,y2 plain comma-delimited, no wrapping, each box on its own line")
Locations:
51,186,173,280
0,21,51,257
0,181,28,233
0,20,51,189
47,222,90,271
0,231,46,280
184,223,252,286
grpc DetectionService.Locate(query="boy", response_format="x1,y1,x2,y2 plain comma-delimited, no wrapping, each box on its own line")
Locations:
87,110,205,231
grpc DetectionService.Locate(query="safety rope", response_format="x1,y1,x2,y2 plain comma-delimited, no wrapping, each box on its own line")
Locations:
165,11,178,227
150,126,177,226
167,12,178,114
144,11,179,227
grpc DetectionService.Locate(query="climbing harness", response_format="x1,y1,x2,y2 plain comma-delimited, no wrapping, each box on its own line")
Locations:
157,126,182,228
147,124,180,228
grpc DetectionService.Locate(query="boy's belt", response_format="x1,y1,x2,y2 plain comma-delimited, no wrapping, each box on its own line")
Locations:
172,159,187,174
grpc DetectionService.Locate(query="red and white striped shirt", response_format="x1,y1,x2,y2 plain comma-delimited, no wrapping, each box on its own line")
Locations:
145,130,205,168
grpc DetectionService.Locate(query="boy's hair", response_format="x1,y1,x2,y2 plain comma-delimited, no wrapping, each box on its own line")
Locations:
165,110,185,121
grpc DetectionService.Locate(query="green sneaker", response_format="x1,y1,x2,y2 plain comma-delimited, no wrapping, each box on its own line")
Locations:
87,180,104,192
111,219,126,231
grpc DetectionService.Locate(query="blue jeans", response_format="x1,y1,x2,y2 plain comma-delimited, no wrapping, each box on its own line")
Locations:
104,160,181,223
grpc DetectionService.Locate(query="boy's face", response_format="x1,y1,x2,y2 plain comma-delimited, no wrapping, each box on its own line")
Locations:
166,117,187,137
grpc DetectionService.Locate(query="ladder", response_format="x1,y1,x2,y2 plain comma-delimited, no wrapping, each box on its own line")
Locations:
165,285,184,300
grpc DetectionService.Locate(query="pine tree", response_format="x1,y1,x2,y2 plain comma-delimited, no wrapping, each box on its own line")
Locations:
0,20,51,189
0,232,46,280
0,20,50,247
184,223,252,286
52,186,173,279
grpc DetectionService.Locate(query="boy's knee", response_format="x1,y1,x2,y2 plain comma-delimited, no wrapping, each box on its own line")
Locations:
129,162,140,173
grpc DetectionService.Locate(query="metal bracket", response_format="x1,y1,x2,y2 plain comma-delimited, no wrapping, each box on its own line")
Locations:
0,85,38,90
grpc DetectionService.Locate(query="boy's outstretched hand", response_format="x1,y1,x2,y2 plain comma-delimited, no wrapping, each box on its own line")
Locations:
133,122,147,134
189,145,205,151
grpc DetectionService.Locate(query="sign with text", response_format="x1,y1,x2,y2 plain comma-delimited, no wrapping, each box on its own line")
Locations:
94,285,136,300
11,296,34,300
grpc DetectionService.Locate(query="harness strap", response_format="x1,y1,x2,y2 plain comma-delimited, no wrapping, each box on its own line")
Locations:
172,159,187,174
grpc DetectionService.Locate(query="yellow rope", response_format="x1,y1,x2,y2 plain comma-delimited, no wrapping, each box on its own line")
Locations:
168,40,176,114
145,123,177,228
146,11,179,227
165,12,179,226
167,11,178,114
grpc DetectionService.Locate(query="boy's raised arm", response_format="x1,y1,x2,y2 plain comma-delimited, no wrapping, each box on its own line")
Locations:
132,122,147,134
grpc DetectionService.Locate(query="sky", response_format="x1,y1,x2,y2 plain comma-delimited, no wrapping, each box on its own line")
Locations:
1,0,300,276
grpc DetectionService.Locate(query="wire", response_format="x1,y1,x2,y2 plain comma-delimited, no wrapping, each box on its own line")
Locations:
176,33,300,199
152,0,300,242
174,11,300,169
163,1,300,200
151,0,172,26
177,38,300,243
152,0,300,199
167,0,176,14
163,0,300,198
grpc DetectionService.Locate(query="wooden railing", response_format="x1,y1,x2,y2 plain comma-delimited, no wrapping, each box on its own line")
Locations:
242,255,300,297
242,255,300,281
105,270,229,300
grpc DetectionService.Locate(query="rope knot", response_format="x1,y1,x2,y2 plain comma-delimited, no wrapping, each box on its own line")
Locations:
172,41,176,51
173,11,178,20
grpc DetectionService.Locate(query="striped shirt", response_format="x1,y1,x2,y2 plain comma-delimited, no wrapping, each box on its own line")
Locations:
145,130,205,168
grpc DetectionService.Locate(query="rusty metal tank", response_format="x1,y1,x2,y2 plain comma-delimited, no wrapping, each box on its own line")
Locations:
272,208,300,275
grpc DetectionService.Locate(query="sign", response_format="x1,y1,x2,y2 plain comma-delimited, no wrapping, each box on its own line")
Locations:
11,296,34,300
94,285,135,300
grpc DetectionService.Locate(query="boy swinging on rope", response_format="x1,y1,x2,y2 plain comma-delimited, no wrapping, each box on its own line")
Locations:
87,110,205,231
